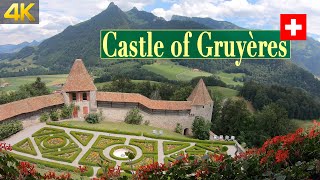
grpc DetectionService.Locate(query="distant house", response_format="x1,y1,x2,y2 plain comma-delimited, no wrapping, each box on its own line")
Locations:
0,59,214,134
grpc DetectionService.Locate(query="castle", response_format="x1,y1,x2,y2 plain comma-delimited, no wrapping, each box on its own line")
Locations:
0,59,213,134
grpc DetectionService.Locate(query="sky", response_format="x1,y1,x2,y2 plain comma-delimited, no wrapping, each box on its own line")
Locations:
0,0,319,45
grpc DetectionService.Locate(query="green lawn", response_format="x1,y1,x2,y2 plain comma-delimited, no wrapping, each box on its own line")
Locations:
208,86,239,99
215,72,245,86
50,120,190,139
142,61,212,81
0,74,68,92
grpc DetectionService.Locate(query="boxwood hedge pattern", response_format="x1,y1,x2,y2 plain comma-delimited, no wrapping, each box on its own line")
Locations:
121,154,158,170
9,152,94,177
163,141,190,155
32,127,65,137
12,138,37,156
70,131,94,146
92,135,126,149
109,145,137,160
129,139,158,154
79,148,116,167
42,148,82,163
34,133,78,154
195,143,222,153
42,135,67,149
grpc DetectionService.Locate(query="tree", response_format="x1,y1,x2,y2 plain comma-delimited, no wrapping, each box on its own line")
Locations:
192,116,212,140
255,103,295,138
85,112,103,124
125,108,143,125
175,123,183,134
212,99,253,136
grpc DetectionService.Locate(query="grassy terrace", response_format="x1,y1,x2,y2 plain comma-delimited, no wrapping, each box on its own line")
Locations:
48,120,191,139
208,86,239,99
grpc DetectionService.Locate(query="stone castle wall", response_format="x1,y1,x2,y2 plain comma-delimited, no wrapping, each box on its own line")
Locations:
97,102,194,132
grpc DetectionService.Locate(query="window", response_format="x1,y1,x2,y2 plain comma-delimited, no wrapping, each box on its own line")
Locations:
72,93,77,101
83,93,87,101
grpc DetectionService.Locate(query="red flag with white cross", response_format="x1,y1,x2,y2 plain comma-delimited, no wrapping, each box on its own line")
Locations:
280,14,307,40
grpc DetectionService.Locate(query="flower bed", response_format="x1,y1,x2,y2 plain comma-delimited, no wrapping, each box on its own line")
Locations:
163,141,190,155
134,121,320,180
195,143,222,152
12,138,37,156
121,154,158,170
92,135,126,149
109,145,137,160
9,152,94,177
70,131,94,146
43,136,67,149
130,139,158,154
42,148,81,163
34,133,78,154
79,148,116,167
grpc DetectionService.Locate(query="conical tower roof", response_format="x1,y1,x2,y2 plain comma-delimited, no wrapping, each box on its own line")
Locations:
62,59,97,92
187,79,213,105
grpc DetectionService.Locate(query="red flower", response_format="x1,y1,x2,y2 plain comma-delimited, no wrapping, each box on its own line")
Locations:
275,149,289,163
18,161,37,177
213,154,224,162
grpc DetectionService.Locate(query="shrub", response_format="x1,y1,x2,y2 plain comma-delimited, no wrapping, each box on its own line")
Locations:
221,146,228,152
192,116,212,140
175,123,183,134
60,104,74,119
49,110,60,121
144,120,150,126
125,108,143,125
85,112,102,124
0,121,23,140
40,113,49,122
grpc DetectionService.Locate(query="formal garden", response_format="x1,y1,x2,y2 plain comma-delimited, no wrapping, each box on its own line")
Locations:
6,122,234,178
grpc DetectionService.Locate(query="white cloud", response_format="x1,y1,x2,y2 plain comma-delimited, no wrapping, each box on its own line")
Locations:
152,0,320,36
0,0,152,45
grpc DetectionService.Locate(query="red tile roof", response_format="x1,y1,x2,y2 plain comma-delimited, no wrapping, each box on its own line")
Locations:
62,59,97,92
0,94,64,121
187,79,213,105
97,92,192,111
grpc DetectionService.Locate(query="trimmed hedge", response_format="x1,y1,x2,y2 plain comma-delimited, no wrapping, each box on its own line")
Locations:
163,141,190,155
70,131,94,146
121,154,158,170
47,122,142,136
130,139,158,154
0,120,23,140
34,133,78,154
164,157,176,164
185,146,206,153
79,148,116,167
92,135,126,149
9,152,94,177
43,135,67,149
143,132,236,145
109,145,137,160
42,148,81,163
32,127,64,137
12,138,37,156
195,143,222,152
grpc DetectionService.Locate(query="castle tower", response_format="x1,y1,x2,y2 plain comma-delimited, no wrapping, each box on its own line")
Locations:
62,59,97,118
187,79,213,120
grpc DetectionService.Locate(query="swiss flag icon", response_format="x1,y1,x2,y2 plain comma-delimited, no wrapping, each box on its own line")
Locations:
280,14,307,40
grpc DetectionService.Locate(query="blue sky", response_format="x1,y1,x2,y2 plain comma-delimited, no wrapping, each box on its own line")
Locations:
0,0,319,45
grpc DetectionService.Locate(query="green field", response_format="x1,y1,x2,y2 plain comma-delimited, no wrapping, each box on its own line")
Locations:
142,61,212,81
0,74,68,92
215,72,245,86
208,86,239,99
